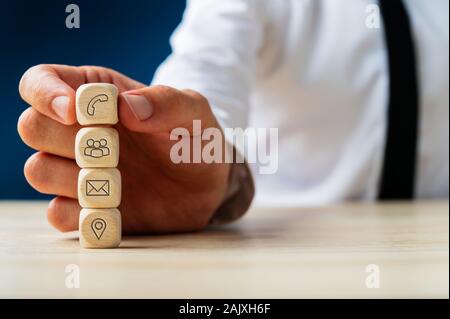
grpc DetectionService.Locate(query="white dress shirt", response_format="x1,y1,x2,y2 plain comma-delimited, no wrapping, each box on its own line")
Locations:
153,0,449,205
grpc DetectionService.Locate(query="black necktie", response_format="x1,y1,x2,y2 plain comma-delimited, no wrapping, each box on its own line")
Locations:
378,0,420,199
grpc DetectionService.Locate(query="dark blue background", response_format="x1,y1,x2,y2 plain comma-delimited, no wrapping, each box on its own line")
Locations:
0,0,185,198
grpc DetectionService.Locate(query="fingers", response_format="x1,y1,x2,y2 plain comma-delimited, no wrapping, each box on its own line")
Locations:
18,107,79,159
47,197,80,232
19,64,146,125
19,64,80,124
24,152,79,199
119,85,216,134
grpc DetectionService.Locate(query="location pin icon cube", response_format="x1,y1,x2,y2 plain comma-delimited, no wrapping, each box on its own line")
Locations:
79,208,121,248
76,83,118,125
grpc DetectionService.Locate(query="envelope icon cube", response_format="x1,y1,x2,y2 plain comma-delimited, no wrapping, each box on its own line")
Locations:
86,180,110,196
78,168,121,208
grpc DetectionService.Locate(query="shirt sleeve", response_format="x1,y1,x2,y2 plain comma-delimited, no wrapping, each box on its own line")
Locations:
152,0,264,130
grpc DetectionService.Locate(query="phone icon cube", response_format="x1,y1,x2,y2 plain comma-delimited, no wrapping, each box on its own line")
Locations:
76,83,118,125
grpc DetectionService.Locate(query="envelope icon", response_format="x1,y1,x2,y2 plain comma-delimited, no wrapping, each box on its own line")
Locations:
86,180,110,196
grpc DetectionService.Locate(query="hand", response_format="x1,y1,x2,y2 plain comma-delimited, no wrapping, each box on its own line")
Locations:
18,64,230,234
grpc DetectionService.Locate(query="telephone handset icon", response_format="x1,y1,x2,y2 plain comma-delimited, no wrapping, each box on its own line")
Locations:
87,94,109,116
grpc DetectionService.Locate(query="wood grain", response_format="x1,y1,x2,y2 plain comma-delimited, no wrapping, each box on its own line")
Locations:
79,208,121,249
75,127,119,168
0,201,447,298
78,168,121,208
76,83,118,125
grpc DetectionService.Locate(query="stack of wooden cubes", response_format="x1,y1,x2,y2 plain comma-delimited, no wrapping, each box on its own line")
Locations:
75,83,122,248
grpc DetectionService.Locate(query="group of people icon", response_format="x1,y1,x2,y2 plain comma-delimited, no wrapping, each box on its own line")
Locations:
84,138,110,158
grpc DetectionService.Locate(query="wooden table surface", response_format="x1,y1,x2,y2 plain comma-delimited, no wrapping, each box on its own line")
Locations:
0,200,448,298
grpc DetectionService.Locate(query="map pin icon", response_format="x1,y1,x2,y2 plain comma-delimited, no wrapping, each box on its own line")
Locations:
91,218,107,240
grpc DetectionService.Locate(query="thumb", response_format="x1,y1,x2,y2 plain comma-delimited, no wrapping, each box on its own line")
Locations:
119,85,214,134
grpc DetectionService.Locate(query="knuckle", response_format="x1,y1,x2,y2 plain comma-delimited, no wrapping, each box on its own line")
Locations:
47,198,67,232
17,108,38,147
19,67,33,98
95,66,114,76
19,64,46,96
182,89,212,117
80,65,110,74
153,84,176,94
80,65,113,83
184,89,208,105
154,85,181,100
20,64,64,107
24,152,49,188
151,85,189,112
32,75,54,105
84,67,101,83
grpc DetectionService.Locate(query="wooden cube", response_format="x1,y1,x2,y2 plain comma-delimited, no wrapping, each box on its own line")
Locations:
78,168,121,208
76,83,118,125
79,208,121,248
75,127,119,168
